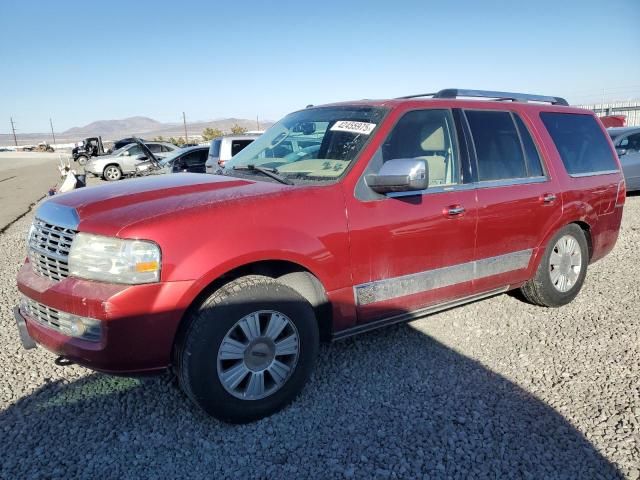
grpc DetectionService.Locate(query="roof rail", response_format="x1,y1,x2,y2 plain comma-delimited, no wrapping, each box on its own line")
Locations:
397,89,569,106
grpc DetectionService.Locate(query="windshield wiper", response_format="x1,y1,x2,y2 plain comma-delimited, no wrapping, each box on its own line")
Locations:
232,165,293,185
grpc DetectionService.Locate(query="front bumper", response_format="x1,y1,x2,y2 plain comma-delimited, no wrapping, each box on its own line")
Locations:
16,261,194,374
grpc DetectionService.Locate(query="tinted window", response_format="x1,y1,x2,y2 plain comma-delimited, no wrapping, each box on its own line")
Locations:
209,139,221,158
183,150,207,166
514,114,544,177
624,133,640,152
466,111,526,181
540,113,618,175
161,144,173,152
231,139,254,157
147,143,163,153
382,109,459,186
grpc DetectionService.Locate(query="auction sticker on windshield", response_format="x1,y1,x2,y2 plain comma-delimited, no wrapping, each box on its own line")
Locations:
330,121,376,135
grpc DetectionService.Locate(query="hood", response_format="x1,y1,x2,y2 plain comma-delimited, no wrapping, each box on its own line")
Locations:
42,173,289,236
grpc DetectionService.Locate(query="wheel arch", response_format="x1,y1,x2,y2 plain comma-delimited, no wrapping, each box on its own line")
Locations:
102,163,122,176
529,218,594,277
172,260,333,368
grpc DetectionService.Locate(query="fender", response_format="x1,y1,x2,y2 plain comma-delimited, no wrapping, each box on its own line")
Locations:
528,197,597,274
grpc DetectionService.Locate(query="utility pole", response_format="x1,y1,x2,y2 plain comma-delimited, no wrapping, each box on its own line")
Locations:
256,115,260,130
182,112,188,142
10,117,17,146
49,118,57,146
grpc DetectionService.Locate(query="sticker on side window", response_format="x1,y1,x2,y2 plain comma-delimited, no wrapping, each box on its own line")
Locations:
330,121,376,135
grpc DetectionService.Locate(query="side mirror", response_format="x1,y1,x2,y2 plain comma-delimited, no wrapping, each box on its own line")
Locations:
616,148,627,157
122,151,130,156
365,158,428,194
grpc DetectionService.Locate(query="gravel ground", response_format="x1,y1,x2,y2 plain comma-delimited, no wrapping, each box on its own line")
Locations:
0,195,638,479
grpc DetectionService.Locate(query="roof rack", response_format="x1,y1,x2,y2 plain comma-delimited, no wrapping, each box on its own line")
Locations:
397,88,568,106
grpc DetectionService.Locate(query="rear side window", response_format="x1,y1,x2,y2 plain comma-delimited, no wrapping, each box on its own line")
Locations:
540,113,618,176
231,139,254,157
209,139,221,158
466,111,527,181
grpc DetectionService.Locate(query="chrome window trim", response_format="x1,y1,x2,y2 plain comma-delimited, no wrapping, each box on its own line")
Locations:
35,201,80,230
568,169,620,178
385,175,548,198
354,248,532,306
386,183,475,198
474,176,548,189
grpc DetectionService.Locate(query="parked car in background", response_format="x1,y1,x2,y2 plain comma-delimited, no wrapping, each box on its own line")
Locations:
136,146,209,175
15,89,625,423
84,141,177,180
205,134,260,172
608,126,640,191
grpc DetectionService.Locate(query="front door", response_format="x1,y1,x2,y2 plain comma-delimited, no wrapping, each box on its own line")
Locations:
345,108,478,324
464,109,563,293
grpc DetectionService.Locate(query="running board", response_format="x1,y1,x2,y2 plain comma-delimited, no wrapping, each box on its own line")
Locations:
332,286,509,341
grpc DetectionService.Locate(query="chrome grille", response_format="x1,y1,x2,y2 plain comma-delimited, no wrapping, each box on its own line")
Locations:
28,218,76,281
21,297,101,342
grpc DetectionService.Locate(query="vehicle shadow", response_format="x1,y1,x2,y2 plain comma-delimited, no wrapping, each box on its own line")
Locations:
1,302,624,479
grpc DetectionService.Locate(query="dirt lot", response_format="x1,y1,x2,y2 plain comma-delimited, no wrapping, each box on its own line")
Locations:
0,182,638,479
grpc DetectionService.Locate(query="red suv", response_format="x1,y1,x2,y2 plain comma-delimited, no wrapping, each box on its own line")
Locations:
15,89,626,423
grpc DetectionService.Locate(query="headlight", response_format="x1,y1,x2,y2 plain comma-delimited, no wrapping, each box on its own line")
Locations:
69,233,161,284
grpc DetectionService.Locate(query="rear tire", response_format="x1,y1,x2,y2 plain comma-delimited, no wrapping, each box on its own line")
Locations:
521,224,588,307
177,275,319,423
76,155,88,166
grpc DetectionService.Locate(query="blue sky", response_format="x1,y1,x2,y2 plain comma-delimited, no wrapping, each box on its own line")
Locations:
1,0,639,133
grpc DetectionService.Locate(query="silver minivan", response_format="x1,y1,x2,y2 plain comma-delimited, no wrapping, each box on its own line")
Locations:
205,135,260,172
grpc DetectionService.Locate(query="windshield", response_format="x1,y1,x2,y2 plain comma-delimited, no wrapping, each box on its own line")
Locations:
224,106,386,183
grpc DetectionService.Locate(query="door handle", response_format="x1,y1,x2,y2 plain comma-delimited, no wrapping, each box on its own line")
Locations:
541,193,557,204
445,205,466,216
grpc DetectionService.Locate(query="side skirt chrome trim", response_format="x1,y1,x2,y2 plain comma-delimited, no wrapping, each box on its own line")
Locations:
354,249,531,306
333,286,509,341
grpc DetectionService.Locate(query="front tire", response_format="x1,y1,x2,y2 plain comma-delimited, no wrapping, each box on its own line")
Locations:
177,275,319,423
521,224,588,307
103,164,122,181
76,155,88,166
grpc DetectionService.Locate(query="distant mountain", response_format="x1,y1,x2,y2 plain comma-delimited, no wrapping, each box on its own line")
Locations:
62,116,165,137
0,116,274,147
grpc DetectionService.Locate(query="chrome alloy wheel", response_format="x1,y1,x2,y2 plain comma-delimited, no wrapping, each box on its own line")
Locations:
217,310,300,400
549,234,582,293
104,165,121,180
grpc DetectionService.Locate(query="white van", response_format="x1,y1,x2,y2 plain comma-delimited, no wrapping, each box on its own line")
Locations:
205,135,261,172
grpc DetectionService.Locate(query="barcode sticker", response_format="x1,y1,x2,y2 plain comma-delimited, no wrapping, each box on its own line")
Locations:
330,121,376,135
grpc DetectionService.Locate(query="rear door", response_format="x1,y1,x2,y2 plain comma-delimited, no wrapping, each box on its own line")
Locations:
465,109,563,293
346,108,478,323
